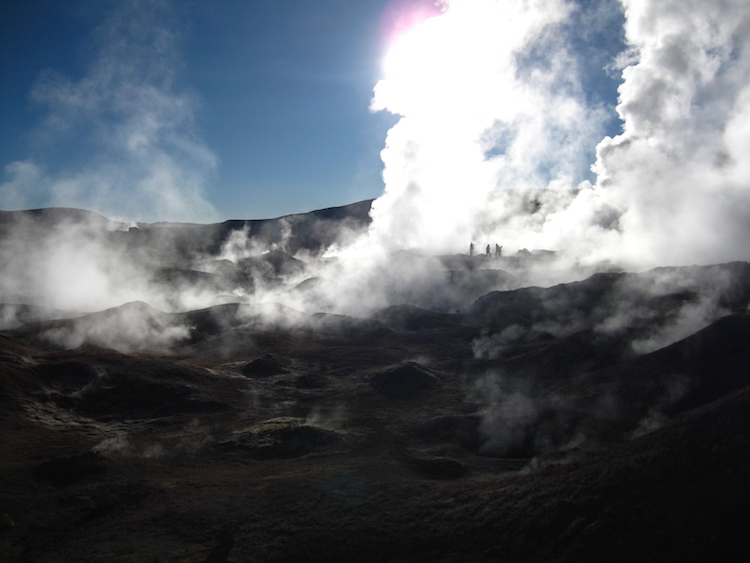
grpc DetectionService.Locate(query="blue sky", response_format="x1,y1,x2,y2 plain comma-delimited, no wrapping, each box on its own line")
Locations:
181,0,402,217
1,0,624,222
1,0,407,220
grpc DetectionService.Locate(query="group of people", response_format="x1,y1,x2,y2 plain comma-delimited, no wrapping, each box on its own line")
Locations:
469,242,502,257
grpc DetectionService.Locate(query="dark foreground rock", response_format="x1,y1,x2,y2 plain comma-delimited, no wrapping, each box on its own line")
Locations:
216,418,341,459
1,260,750,562
240,354,288,378
369,362,442,398
32,451,107,486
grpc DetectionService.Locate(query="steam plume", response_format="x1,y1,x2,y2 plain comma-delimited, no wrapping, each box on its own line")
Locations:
590,0,750,267
369,0,612,254
1,0,218,223
367,0,750,269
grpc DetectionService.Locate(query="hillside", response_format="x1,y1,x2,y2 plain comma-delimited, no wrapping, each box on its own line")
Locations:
1,203,749,562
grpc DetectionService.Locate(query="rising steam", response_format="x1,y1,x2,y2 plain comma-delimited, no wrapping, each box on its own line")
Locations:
368,0,750,269
0,0,218,223
2,0,749,346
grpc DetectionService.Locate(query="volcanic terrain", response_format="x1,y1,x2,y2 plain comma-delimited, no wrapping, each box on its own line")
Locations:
1,203,749,562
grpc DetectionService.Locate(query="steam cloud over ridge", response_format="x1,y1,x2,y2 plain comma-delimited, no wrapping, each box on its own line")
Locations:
1,0,750,340
368,0,750,269
4,5,750,556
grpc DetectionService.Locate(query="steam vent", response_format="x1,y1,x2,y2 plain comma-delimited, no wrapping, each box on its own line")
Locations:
3,0,750,560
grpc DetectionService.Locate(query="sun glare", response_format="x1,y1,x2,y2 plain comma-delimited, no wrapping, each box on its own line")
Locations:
380,0,445,46
374,0,527,136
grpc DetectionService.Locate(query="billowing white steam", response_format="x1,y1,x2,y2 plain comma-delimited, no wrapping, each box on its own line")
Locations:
2,0,750,346
370,0,602,253
591,0,750,267
368,0,750,268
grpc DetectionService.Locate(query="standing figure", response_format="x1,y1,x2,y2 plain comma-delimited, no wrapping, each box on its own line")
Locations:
485,244,491,257
495,244,502,257
469,242,474,256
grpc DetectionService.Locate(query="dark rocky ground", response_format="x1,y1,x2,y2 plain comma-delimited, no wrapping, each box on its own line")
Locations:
1,205,750,562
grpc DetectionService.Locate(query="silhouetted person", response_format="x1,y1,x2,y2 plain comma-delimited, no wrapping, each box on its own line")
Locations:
495,244,502,257
485,244,491,257
469,242,474,256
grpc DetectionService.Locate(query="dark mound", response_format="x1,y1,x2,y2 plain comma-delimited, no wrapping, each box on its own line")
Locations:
31,355,228,421
374,304,467,332
217,419,340,459
446,267,516,299
219,199,373,256
294,374,328,389
579,311,750,424
369,362,441,398
240,354,287,377
71,377,224,421
402,454,468,479
151,267,229,293
464,262,750,333
250,249,306,277
412,415,483,453
16,301,184,352
309,312,393,338
288,276,322,294
0,207,119,232
35,360,103,394
0,303,76,330
32,451,107,486
181,303,244,340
